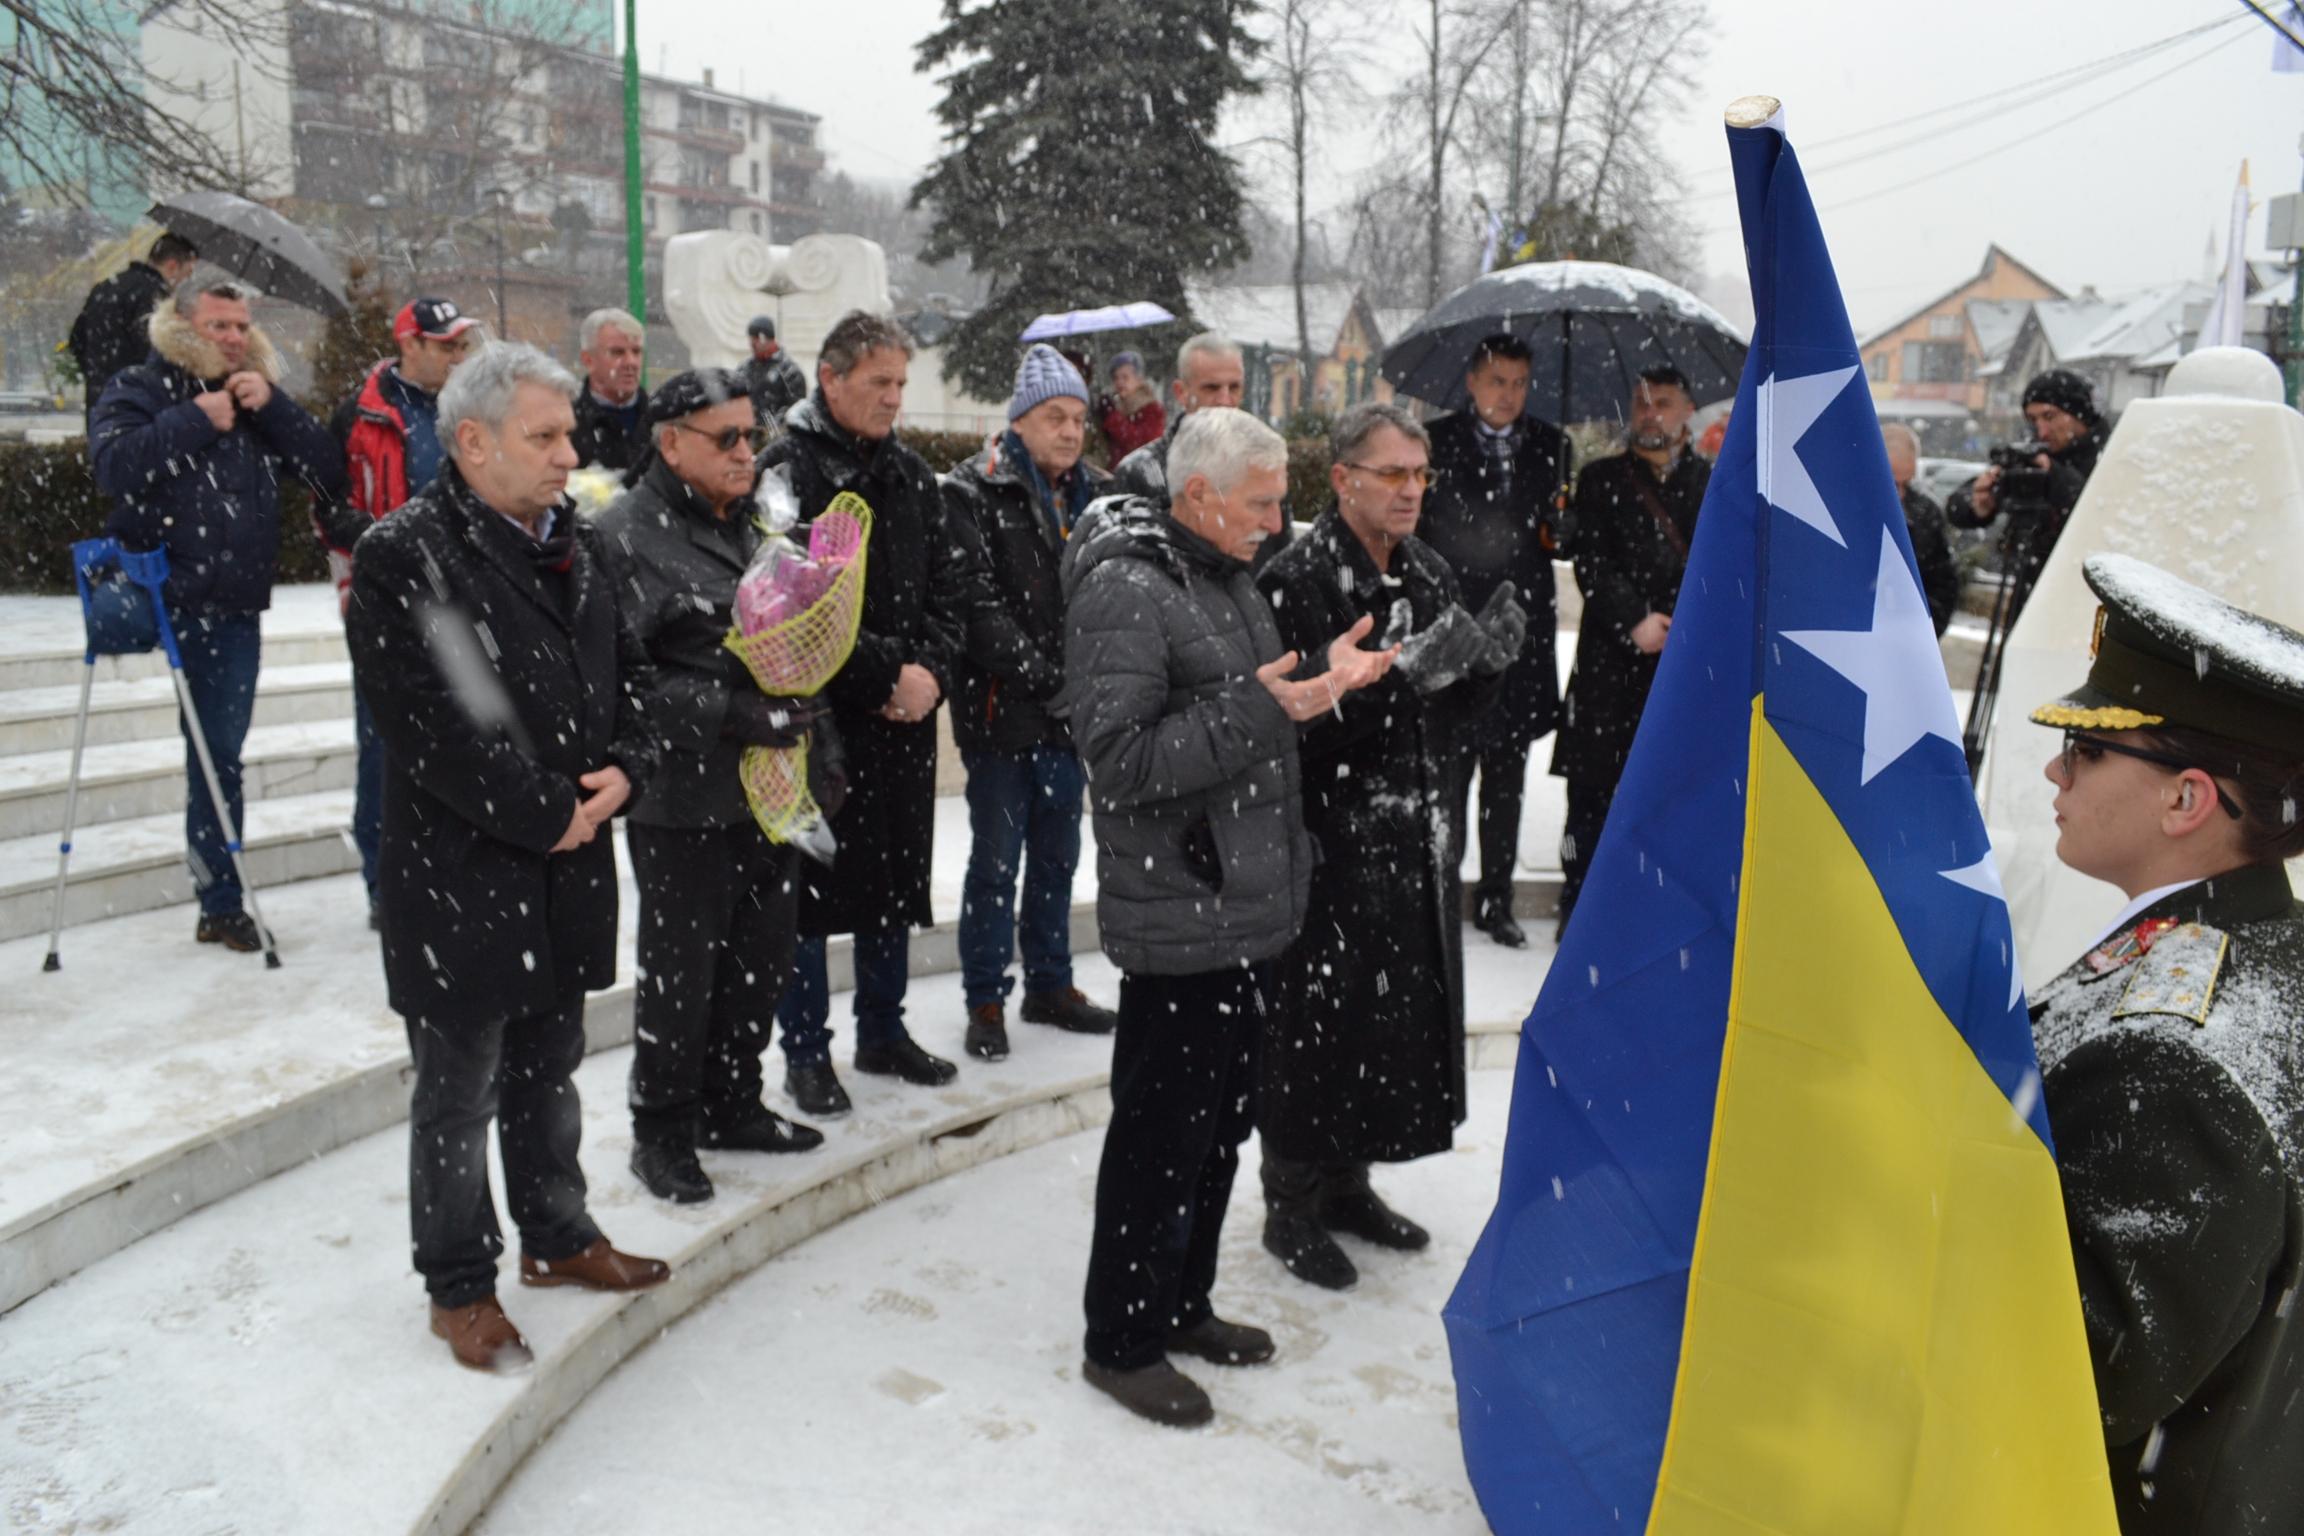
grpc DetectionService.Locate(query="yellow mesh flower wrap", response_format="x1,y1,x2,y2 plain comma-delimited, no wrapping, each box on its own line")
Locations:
723,493,872,846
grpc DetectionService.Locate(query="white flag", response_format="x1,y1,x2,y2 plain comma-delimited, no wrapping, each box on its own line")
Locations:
2197,162,2251,349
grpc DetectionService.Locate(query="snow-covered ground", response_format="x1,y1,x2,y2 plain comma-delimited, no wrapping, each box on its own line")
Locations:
474,1069,1517,1535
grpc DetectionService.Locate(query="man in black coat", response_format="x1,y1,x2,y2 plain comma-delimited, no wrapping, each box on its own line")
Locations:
69,231,198,425
594,370,825,1208
942,344,1119,1064
1108,331,1293,570
1947,368,2105,631
1551,364,1711,927
346,341,670,1374
1420,332,1573,949
569,307,650,472
1257,402,1518,1293
763,310,971,1117
742,315,808,430
89,275,345,952
2023,554,2304,1534
1882,421,1961,635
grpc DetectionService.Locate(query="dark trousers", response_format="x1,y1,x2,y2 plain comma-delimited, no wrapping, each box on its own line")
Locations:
174,612,261,916
1557,777,1618,922
627,820,800,1147
1083,963,1267,1370
775,929,911,1069
959,745,1084,1008
352,689,383,900
405,993,602,1308
1446,736,1531,900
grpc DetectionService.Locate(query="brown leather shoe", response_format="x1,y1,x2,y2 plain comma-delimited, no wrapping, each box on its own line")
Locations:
429,1297,534,1374
518,1237,672,1292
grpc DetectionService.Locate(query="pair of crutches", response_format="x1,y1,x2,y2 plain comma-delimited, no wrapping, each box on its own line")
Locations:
45,538,280,971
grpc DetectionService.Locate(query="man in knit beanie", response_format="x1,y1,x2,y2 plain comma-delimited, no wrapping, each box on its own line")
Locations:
1948,366,2109,631
940,343,1118,1062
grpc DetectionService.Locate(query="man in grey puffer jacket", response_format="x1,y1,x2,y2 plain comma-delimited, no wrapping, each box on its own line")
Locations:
1062,407,1396,1429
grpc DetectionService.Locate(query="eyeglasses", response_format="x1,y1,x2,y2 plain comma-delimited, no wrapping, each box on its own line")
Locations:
1339,462,1433,489
2059,731,2243,819
673,421,770,454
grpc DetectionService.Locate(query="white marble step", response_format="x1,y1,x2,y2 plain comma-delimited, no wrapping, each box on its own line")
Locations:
0,716,358,840
0,660,355,756
0,584,349,688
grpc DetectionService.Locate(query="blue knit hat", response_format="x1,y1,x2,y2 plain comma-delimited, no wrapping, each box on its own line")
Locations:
1009,343,1090,422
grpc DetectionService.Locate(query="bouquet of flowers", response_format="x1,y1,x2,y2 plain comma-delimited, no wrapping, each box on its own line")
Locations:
724,485,872,862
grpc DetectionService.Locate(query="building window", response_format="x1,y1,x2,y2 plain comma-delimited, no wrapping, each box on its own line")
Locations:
1928,313,1963,339
1900,340,1966,385
645,197,658,230
1865,351,1889,382
751,212,763,234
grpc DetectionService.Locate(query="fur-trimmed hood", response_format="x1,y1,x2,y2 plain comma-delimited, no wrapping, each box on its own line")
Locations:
145,299,284,384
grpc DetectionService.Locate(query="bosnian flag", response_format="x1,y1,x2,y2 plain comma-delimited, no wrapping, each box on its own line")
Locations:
1444,99,2118,1534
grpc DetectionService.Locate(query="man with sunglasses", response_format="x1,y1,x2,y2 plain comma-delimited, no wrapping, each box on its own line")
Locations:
594,370,827,1205
318,297,479,924
1551,363,1710,931
2025,553,2304,1535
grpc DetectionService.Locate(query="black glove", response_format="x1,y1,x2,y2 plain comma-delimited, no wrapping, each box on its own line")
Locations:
807,712,849,820
1394,604,1506,695
1474,581,1528,674
723,690,818,748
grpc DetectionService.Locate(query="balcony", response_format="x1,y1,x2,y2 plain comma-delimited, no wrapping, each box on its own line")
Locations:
644,180,763,208
769,139,826,172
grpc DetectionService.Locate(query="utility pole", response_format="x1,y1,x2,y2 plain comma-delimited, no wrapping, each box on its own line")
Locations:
623,0,646,325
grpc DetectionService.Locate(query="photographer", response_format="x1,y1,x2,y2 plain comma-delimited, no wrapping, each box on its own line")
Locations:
1947,368,2107,611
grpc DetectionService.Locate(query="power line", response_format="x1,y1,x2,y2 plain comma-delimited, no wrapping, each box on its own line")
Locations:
1818,27,2254,213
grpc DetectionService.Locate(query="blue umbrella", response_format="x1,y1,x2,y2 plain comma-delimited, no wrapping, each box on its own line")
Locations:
1018,301,1175,342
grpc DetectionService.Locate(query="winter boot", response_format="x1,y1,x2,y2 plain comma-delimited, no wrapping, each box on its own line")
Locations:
784,1061,853,1119
699,1102,823,1154
1083,1358,1214,1428
1261,1157,1357,1291
195,910,264,953
1168,1314,1276,1367
630,1141,713,1204
964,1003,1010,1062
1319,1163,1430,1251
854,1036,959,1087
1473,889,1528,949
1020,987,1118,1034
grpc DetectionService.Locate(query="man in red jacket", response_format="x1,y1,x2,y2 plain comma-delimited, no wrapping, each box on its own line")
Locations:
317,297,478,921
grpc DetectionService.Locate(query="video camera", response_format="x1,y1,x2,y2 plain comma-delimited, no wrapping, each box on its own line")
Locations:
1986,439,2057,515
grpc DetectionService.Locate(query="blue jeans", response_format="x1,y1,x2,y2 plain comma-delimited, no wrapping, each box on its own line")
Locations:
959,746,1084,1009
173,613,262,917
352,689,382,899
776,929,911,1069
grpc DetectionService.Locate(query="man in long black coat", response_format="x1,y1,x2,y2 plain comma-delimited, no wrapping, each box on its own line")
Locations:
1421,332,1572,949
1257,402,1517,1293
1552,365,1710,927
763,310,971,1118
69,231,197,425
347,341,669,1374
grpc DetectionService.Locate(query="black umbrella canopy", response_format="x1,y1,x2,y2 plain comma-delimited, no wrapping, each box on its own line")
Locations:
147,191,350,320
1380,260,1747,427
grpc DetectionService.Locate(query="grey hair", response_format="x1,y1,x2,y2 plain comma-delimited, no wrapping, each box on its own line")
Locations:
1166,406,1287,502
818,309,915,377
579,307,643,352
1175,330,1241,379
1879,421,1921,460
172,270,252,318
438,341,579,442
1329,400,1429,463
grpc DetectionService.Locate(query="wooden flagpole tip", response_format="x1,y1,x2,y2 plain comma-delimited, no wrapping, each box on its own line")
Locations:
1724,95,1782,129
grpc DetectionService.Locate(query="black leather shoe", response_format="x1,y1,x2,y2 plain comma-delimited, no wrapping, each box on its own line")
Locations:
964,1003,1010,1062
1167,1315,1276,1367
1320,1181,1431,1252
784,1062,852,1119
699,1104,824,1153
1473,892,1528,949
630,1142,713,1204
1262,1209,1358,1291
195,910,264,953
1083,1358,1213,1428
1020,987,1118,1034
854,1037,959,1087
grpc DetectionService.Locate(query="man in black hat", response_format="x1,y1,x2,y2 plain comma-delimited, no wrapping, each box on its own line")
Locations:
1948,368,2106,619
2025,552,2304,1536
742,315,807,430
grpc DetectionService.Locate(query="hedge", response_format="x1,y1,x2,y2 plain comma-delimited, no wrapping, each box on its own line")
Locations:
0,427,1340,597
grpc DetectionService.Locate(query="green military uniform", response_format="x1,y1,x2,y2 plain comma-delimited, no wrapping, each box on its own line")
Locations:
2026,553,2304,1535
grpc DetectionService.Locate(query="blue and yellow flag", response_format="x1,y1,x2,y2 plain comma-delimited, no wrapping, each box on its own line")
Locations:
1445,105,2117,1533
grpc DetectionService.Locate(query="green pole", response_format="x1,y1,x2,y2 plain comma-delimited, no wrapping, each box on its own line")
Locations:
622,0,645,323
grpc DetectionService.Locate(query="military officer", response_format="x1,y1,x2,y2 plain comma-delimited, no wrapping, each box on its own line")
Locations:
2026,551,2304,1536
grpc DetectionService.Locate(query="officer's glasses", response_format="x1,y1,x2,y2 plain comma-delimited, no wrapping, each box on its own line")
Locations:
2059,731,2242,819
674,422,770,454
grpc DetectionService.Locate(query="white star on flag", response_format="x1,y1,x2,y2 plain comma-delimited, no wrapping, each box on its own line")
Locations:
1939,851,2026,1012
1781,529,1964,784
1756,364,1860,547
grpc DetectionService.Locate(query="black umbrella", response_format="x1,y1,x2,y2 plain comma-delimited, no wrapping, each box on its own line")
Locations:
1380,259,1746,425
147,191,350,320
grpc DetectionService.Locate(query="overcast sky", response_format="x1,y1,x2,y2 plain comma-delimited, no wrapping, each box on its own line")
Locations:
647,0,2301,336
